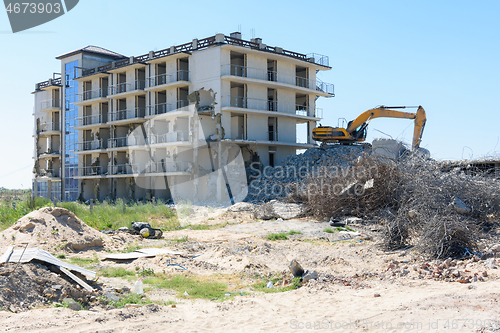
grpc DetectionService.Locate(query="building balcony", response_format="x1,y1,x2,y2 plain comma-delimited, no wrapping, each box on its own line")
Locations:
107,80,146,99
78,166,108,177
221,96,322,120
40,99,61,112
75,88,108,105
37,122,60,135
108,107,146,124
107,135,147,150
147,131,189,145
146,100,190,117
76,114,107,128
144,161,191,174
109,163,138,176
38,150,60,158
38,168,61,178
77,139,107,152
221,64,334,96
145,70,190,92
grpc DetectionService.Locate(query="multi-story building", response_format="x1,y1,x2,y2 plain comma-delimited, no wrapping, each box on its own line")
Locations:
32,32,334,203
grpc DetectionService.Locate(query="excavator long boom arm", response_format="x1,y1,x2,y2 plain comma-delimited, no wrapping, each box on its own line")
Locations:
346,106,426,150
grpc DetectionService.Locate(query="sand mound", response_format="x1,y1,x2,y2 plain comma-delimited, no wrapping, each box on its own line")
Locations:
0,207,107,252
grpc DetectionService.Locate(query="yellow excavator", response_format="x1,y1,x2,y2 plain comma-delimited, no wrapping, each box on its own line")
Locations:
312,105,427,150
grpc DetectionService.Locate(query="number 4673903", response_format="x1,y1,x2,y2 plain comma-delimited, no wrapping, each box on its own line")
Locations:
5,2,61,14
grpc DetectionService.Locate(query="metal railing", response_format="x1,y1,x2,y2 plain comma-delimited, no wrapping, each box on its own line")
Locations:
147,100,189,116
222,96,322,117
108,80,146,95
148,131,188,144
38,122,60,133
108,135,146,148
40,99,60,110
268,131,277,141
221,64,334,95
109,107,146,121
39,168,61,177
78,139,106,151
110,164,138,175
77,114,106,126
75,34,329,79
147,70,189,88
77,88,107,102
144,161,190,173
79,166,107,176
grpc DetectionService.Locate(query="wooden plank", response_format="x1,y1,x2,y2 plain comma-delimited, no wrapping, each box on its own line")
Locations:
0,246,14,266
59,267,94,292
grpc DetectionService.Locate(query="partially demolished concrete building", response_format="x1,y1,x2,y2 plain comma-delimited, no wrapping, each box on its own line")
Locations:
32,32,334,203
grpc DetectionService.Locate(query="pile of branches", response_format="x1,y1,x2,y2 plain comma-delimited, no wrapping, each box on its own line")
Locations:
296,152,500,258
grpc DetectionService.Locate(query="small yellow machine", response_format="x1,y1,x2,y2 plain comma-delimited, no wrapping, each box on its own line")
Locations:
312,105,427,150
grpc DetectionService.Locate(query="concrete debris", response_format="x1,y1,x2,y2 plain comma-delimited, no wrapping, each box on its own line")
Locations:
227,202,255,212
246,144,367,202
302,270,318,282
489,244,500,254
289,259,304,277
450,196,471,214
371,139,406,160
253,200,304,220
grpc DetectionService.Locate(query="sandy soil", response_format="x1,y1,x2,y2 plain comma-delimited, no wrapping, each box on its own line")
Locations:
0,207,499,333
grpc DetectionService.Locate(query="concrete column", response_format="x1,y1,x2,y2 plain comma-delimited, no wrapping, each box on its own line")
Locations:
192,39,198,49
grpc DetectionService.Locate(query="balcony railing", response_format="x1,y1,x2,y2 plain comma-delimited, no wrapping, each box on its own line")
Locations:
108,80,146,95
77,114,106,127
109,107,146,122
38,122,60,133
78,139,106,151
145,161,190,173
147,70,189,87
268,131,277,141
147,100,190,116
148,131,188,144
77,88,107,102
39,168,60,177
222,96,322,117
110,164,138,175
108,135,146,148
221,64,334,95
79,166,107,176
40,99,60,110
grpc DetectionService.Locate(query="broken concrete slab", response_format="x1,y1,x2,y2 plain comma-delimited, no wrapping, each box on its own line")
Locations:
253,200,304,220
227,202,255,212
450,196,471,214
302,270,318,282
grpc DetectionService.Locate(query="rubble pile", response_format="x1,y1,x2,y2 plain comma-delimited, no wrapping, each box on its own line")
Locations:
0,262,93,312
246,145,368,202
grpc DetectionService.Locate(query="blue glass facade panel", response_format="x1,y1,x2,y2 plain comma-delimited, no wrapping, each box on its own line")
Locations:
64,60,79,201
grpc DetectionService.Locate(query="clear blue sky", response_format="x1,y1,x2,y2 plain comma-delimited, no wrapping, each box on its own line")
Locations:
1,0,499,189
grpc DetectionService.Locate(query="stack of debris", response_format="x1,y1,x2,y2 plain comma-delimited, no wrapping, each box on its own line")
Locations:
246,144,368,202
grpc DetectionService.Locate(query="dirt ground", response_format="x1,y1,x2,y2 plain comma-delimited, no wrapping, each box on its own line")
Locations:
0,207,499,333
